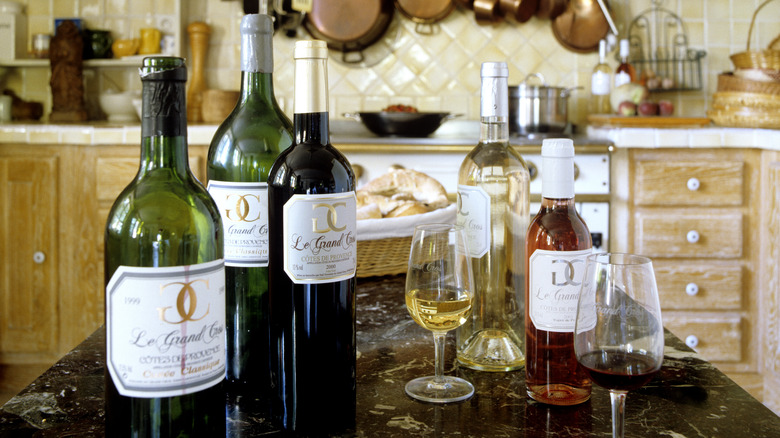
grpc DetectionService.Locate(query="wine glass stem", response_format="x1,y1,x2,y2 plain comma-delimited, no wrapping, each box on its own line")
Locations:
610,390,628,438
433,332,446,384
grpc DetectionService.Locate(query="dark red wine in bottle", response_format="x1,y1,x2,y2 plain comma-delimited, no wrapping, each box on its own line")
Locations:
525,138,592,406
267,40,357,434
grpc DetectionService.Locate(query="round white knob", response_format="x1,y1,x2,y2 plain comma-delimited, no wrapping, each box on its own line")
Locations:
686,230,700,243
33,251,46,264
685,283,699,296
685,335,699,349
687,177,700,191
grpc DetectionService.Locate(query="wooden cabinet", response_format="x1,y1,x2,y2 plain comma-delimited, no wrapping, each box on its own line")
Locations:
759,150,780,415
627,148,762,399
0,147,59,363
0,144,209,364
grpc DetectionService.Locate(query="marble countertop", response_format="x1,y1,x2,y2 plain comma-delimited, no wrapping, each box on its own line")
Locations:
0,119,778,149
2,274,780,437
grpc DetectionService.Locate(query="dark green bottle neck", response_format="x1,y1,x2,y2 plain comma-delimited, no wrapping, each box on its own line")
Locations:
240,71,277,105
140,75,189,175
294,112,329,145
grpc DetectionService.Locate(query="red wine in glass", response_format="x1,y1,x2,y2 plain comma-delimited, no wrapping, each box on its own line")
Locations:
578,349,661,392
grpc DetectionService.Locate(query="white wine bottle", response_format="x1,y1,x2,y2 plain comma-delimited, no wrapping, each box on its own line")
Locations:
268,40,357,434
590,39,612,114
456,61,530,372
525,138,592,406
206,13,293,395
104,57,226,436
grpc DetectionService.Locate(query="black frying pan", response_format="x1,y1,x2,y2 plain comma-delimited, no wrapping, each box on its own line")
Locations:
345,112,457,137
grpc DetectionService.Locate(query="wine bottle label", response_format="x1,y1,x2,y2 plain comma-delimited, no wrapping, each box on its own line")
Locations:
614,71,631,88
105,260,226,398
456,185,491,258
208,181,269,267
283,192,357,283
591,71,611,95
528,248,592,333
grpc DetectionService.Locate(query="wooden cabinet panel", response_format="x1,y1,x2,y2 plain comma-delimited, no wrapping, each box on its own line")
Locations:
0,156,58,359
654,262,742,310
634,160,744,206
664,314,742,362
634,210,743,258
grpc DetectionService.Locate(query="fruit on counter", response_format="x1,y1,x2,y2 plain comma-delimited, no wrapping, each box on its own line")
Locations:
617,101,637,116
658,100,674,116
383,104,418,113
637,100,659,116
610,83,648,112
356,168,449,219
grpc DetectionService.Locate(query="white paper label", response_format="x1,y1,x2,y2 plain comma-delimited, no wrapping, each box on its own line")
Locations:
591,71,611,95
614,71,631,88
208,181,269,267
283,192,357,284
528,248,592,333
105,260,226,398
456,185,491,258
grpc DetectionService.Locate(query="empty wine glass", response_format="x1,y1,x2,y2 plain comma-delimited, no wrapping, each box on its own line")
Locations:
405,223,475,403
574,253,664,438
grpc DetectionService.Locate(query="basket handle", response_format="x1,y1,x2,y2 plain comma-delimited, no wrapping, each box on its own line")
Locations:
747,0,778,51
770,34,780,50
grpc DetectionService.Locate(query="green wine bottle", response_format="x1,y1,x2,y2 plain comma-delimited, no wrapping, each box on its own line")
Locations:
104,57,226,437
207,14,293,394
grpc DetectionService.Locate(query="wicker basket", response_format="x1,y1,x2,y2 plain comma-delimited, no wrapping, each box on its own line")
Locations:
356,236,412,278
708,107,780,129
711,91,780,110
717,73,780,95
730,0,780,70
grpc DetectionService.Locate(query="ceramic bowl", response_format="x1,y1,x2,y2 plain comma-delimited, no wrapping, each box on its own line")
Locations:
99,91,139,123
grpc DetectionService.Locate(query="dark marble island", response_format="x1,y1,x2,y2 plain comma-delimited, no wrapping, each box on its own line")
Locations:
2,274,780,437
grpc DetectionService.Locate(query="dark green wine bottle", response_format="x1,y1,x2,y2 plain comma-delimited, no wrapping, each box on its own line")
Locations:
104,57,226,437
206,14,293,394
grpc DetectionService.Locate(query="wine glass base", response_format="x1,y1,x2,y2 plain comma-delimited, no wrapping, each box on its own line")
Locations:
405,376,474,403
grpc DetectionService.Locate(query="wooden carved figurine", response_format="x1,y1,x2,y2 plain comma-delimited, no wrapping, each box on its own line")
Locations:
49,20,88,122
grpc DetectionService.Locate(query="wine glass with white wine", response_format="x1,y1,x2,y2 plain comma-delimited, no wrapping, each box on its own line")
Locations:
574,253,665,438
405,223,475,403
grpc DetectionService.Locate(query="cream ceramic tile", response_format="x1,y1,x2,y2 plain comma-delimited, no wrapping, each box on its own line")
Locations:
105,0,128,16
723,128,756,147
0,127,29,143
129,0,154,16
60,127,93,144
53,0,77,18
27,0,51,17
707,20,731,47
688,130,723,147
342,68,380,94
27,16,53,37
680,0,705,20
92,127,125,144
80,0,103,18
655,129,690,147
28,128,59,144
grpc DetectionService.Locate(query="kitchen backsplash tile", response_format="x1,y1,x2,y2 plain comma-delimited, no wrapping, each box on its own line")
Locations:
5,0,779,127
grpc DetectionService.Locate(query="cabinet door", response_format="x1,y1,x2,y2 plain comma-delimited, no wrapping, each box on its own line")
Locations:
0,156,58,360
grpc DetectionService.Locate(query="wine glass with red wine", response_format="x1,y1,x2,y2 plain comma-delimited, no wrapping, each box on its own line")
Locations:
405,223,475,403
574,253,664,438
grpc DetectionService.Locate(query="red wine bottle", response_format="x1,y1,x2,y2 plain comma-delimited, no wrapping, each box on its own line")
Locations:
268,40,357,434
206,14,293,395
525,138,592,406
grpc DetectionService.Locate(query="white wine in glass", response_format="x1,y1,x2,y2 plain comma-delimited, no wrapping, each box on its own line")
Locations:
405,223,475,403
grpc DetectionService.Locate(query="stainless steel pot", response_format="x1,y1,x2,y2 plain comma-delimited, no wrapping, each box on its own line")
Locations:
508,73,580,135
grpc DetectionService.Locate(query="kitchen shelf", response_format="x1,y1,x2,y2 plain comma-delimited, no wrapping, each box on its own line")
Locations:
0,57,147,68
626,0,707,92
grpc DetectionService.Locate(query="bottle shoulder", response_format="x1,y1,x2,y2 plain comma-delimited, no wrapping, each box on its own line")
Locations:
460,142,530,184
527,205,591,250
269,142,355,192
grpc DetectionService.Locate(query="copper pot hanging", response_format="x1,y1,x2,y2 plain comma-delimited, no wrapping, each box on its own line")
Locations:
551,0,609,53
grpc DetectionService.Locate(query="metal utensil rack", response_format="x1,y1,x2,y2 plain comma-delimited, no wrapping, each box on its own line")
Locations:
626,0,706,92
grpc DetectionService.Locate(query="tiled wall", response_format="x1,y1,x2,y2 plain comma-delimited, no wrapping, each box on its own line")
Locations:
3,0,779,126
